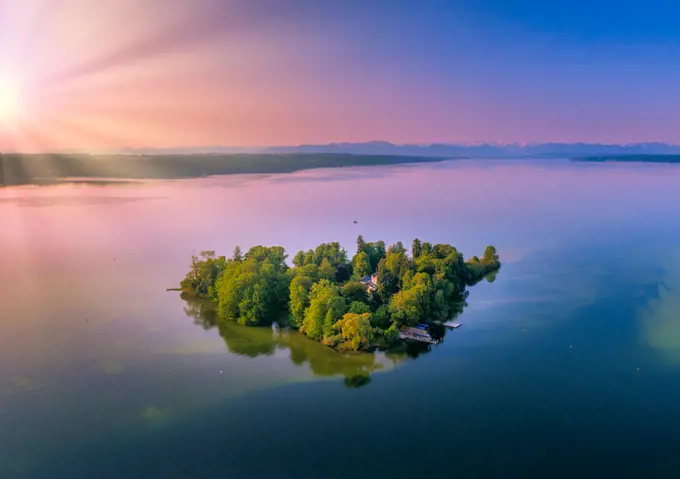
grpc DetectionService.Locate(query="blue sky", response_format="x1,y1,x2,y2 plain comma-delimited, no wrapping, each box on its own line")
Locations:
2,0,679,149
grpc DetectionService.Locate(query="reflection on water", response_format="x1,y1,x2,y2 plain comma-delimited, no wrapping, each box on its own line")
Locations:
181,269,495,388
182,296,423,388
180,289,503,386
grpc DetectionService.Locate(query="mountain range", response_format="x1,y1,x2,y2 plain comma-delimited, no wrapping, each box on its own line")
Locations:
107,141,680,158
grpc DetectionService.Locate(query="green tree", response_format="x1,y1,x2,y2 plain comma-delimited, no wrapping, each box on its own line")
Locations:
356,235,366,254
388,278,431,326
390,241,406,254
215,248,291,326
292,250,305,267
319,258,336,281
335,313,376,351
376,258,399,300
348,301,371,315
180,251,227,299
289,275,314,327
352,251,372,278
232,246,243,262
300,280,346,341
483,245,499,263
371,304,391,329
385,250,410,283
342,281,369,303
412,238,422,259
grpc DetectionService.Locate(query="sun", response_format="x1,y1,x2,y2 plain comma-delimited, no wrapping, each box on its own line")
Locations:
0,76,24,128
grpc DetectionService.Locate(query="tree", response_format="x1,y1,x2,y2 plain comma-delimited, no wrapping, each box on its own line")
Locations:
376,258,399,300
412,239,422,260
244,246,288,272
301,280,346,341
180,251,227,299
371,305,391,329
389,241,406,254
385,250,410,283
352,251,372,278
388,280,431,326
335,313,376,351
483,245,499,263
356,235,366,254
374,241,387,267
289,275,313,327
292,250,305,267
319,258,336,281
297,263,319,280
200,250,216,259
312,242,349,269
348,301,371,315
342,281,369,303
233,246,243,261
215,249,291,326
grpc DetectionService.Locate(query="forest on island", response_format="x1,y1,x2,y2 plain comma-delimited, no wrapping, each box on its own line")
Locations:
180,236,500,352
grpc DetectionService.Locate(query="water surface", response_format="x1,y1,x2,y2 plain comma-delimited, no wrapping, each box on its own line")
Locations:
2,159,680,478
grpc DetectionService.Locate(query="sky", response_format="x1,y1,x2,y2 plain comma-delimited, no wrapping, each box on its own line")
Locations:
1,0,680,150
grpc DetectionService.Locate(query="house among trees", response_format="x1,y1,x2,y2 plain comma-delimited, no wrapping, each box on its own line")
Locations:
359,273,379,293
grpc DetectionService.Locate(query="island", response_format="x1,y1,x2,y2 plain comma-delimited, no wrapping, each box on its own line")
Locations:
179,236,500,352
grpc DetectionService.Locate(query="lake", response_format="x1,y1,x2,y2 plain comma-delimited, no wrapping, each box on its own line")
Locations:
2,159,680,478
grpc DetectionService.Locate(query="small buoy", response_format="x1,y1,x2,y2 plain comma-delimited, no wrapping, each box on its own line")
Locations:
570,345,572,348
220,370,223,374
523,329,526,332
636,367,640,371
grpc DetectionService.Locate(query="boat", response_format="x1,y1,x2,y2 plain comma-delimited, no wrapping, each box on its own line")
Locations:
444,320,462,329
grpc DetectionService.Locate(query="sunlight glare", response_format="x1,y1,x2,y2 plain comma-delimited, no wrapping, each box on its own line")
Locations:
0,75,24,128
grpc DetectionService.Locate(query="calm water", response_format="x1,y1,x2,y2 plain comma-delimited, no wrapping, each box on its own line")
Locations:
2,159,680,478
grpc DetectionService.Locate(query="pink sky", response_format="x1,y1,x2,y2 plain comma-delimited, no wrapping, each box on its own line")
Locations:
2,0,680,151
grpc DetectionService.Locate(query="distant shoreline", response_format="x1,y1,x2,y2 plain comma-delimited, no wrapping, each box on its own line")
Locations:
573,155,680,163
0,153,454,187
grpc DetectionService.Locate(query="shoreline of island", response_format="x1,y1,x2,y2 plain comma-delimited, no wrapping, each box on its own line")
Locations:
179,237,500,352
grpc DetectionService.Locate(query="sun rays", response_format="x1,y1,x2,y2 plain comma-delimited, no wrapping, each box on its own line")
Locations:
0,0,259,154
0,75,24,129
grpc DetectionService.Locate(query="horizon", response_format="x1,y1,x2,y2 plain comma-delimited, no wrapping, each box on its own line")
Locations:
4,140,680,156
2,1,680,150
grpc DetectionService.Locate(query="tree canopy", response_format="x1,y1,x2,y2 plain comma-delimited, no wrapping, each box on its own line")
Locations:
181,237,500,351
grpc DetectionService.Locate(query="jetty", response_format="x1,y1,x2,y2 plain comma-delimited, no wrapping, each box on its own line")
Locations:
444,320,461,329
399,326,438,344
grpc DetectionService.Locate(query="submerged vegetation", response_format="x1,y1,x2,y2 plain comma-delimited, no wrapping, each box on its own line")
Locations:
180,237,500,352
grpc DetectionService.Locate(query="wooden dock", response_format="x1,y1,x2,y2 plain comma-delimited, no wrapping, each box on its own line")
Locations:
444,320,462,329
399,326,438,344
